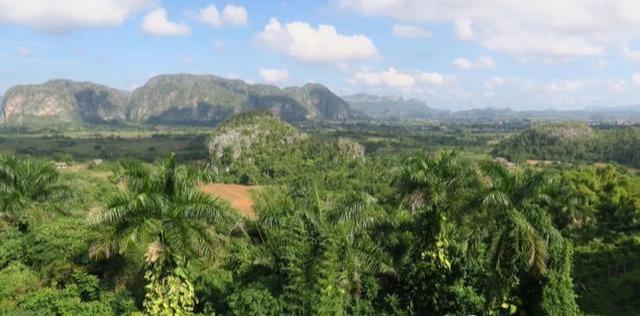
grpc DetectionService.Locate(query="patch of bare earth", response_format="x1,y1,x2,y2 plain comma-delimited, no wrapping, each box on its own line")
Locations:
198,183,258,219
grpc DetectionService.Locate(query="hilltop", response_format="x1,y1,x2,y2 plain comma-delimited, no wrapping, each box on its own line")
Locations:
494,122,640,167
207,112,364,184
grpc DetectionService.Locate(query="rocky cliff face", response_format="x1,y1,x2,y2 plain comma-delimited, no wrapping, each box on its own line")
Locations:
284,84,351,120
127,74,249,124
1,80,128,124
1,74,354,126
128,74,352,124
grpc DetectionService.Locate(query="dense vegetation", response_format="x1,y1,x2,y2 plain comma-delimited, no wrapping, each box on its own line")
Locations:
494,122,640,167
0,113,638,315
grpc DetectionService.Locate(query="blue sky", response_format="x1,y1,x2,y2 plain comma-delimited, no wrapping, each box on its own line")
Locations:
1,0,640,110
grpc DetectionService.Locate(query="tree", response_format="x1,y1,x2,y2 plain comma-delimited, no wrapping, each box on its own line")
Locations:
90,154,231,315
474,161,577,315
395,151,484,314
0,155,70,228
246,184,392,315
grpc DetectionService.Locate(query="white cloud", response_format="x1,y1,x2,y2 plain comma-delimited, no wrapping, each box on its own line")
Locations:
337,0,640,59
350,67,447,89
198,4,222,27
632,73,640,86
391,24,431,38
453,58,472,70
17,47,31,57
606,79,627,92
198,4,248,27
454,19,473,40
254,18,378,64
141,8,190,36
453,56,495,70
352,68,416,89
623,44,640,62
418,72,444,84
0,0,152,32
222,5,247,26
259,68,290,84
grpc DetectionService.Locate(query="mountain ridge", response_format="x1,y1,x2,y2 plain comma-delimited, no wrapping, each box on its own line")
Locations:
0,74,354,126
344,93,640,122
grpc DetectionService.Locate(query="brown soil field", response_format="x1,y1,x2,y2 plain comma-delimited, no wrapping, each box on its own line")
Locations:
198,183,257,219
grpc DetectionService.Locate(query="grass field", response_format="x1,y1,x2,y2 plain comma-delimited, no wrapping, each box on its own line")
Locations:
0,133,208,162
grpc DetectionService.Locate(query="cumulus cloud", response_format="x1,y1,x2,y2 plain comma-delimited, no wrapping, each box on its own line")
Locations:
352,68,416,89
391,24,431,38
222,5,248,26
198,3,248,27
141,8,190,36
198,4,222,27
632,73,640,86
259,68,290,84
254,18,378,64
350,67,447,89
0,0,152,32
453,56,495,70
337,0,640,59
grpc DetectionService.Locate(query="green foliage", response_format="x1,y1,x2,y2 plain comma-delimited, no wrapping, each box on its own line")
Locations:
227,284,281,316
91,154,232,262
1,119,638,316
495,123,640,167
143,257,196,316
91,154,233,314
0,154,71,226
574,236,640,316
0,262,39,301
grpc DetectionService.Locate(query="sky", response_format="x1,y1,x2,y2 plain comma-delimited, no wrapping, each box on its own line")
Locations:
1,0,640,110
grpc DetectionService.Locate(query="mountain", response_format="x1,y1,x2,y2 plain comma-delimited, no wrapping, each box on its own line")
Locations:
344,93,640,122
1,74,354,126
343,93,443,119
1,80,128,125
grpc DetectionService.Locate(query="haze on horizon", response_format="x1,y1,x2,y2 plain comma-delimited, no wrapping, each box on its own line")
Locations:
1,0,640,111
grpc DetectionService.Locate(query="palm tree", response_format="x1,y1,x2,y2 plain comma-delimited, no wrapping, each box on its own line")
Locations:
397,151,478,216
472,161,551,308
0,155,70,227
251,187,392,314
90,154,231,315
395,151,481,314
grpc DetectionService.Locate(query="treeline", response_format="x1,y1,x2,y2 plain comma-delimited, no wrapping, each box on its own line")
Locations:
494,123,640,167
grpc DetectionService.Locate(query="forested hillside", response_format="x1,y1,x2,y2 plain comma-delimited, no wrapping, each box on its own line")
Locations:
494,123,640,167
0,114,638,315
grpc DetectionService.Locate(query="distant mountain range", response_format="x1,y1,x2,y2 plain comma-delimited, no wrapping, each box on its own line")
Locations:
3,75,640,127
344,93,640,122
0,74,352,126
342,93,445,119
